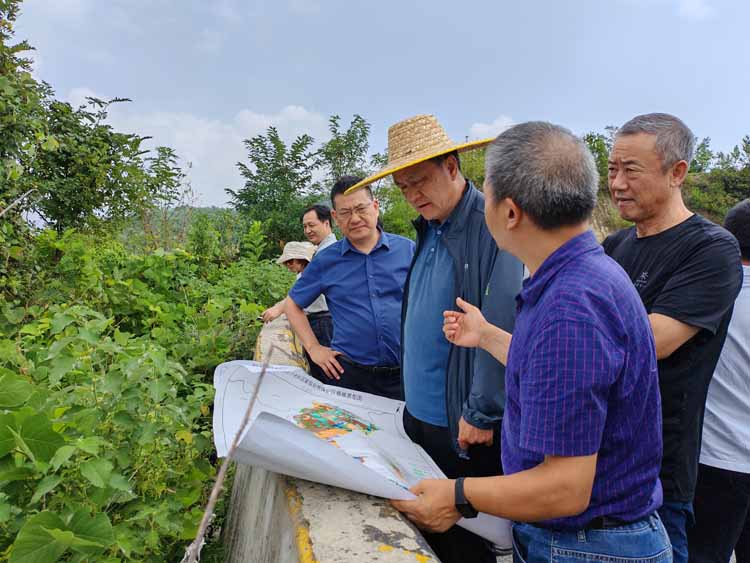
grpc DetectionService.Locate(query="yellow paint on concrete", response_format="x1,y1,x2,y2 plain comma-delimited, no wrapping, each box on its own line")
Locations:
378,544,395,552
403,549,434,562
284,481,319,563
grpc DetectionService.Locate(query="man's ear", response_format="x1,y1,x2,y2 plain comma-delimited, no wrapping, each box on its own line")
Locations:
505,198,522,230
372,199,380,214
446,155,459,181
331,210,342,229
671,160,689,189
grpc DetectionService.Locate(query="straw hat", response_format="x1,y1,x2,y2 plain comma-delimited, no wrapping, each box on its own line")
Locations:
276,241,316,265
344,114,493,194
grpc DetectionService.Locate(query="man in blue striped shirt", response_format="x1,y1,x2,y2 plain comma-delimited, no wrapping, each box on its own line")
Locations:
393,122,668,562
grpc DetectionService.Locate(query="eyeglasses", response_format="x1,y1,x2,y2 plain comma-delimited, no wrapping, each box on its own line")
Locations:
335,202,373,222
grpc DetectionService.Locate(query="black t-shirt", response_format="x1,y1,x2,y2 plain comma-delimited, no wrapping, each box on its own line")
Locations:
603,214,742,503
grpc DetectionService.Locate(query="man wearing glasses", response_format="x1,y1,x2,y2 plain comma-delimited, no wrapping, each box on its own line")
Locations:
285,176,415,400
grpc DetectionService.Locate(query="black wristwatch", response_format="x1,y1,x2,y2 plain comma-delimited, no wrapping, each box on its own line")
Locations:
454,477,478,518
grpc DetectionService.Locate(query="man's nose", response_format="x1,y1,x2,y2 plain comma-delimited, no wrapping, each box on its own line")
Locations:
610,170,627,192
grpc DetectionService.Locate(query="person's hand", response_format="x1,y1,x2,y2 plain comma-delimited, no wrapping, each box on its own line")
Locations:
457,416,493,450
391,479,460,533
309,344,344,380
261,303,284,323
443,297,488,349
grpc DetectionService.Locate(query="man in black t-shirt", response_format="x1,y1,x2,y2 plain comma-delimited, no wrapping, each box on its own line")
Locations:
603,113,743,563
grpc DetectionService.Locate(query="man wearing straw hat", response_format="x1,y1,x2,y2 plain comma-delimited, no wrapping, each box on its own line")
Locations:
345,115,523,562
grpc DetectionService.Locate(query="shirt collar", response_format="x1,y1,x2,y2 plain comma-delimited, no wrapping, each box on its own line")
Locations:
318,233,337,249
340,229,389,255
413,180,477,234
519,230,600,307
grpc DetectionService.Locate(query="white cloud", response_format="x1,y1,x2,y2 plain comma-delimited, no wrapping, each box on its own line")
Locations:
468,115,515,140
64,89,330,207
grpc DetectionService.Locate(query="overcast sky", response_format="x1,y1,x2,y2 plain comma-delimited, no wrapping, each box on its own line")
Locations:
15,0,750,206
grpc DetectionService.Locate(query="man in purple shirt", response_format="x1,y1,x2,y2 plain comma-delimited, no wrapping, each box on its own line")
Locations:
392,122,669,561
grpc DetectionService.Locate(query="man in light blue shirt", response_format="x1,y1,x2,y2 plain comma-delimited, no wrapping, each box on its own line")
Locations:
286,176,414,399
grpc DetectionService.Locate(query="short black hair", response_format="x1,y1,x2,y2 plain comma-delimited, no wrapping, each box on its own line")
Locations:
429,150,461,172
300,204,332,225
724,199,750,260
330,175,372,207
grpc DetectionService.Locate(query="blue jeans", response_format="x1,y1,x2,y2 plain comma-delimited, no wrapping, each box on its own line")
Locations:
512,514,672,562
659,501,693,563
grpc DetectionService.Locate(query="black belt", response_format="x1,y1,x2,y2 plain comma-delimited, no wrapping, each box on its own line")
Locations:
306,311,331,321
584,515,627,530
339,357,400,375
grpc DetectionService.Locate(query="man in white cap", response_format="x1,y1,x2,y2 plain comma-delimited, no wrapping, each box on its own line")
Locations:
345,115,524,563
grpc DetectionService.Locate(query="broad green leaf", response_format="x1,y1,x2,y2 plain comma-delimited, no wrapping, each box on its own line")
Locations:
0,500,10,522
77,327,98,345
30,475,63,505
76,436,109,455
0,457,35,482
80,458,113,488
45,337,74,360
50,445,76,471
108,473,131,492
149,378,171,403
68,510,114,554
113,329,131,346
9,427,36,463
3,306,25,325
19,322,44,336
50,313,75,335
0,414,20,458
43,527,104,550
48,356,75,385
112,411,135,429
21,415,65,462
137,422,157,445
9,511,68,563
0,370,34,408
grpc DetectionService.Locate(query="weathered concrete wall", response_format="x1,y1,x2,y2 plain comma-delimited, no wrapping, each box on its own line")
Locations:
224,316,437,563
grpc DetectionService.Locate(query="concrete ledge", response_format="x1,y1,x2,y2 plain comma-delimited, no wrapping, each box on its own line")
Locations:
224,316,437,563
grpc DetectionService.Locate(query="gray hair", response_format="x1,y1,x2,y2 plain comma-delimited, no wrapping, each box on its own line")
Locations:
616,113,695,171
484,122,598,230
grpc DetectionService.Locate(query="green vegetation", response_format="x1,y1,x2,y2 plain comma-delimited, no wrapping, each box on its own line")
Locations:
2,0,749,560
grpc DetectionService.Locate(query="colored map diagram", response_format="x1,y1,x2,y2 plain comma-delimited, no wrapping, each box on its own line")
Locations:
213,360,513,548
293,402,377,445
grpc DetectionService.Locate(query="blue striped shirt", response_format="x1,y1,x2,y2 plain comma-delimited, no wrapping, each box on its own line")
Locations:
502,231,663,529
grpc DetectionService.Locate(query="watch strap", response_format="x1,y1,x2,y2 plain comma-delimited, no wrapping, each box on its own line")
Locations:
454,477,478,518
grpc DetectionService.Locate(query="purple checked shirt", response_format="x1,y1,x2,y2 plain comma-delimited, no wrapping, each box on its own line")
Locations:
502,231,663,530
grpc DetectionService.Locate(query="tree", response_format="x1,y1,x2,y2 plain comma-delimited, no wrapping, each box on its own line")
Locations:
583,132,611,192
690,137,714,173
18,97,180,231
314,114,371,185
227,126,317,248
0,0,56,210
